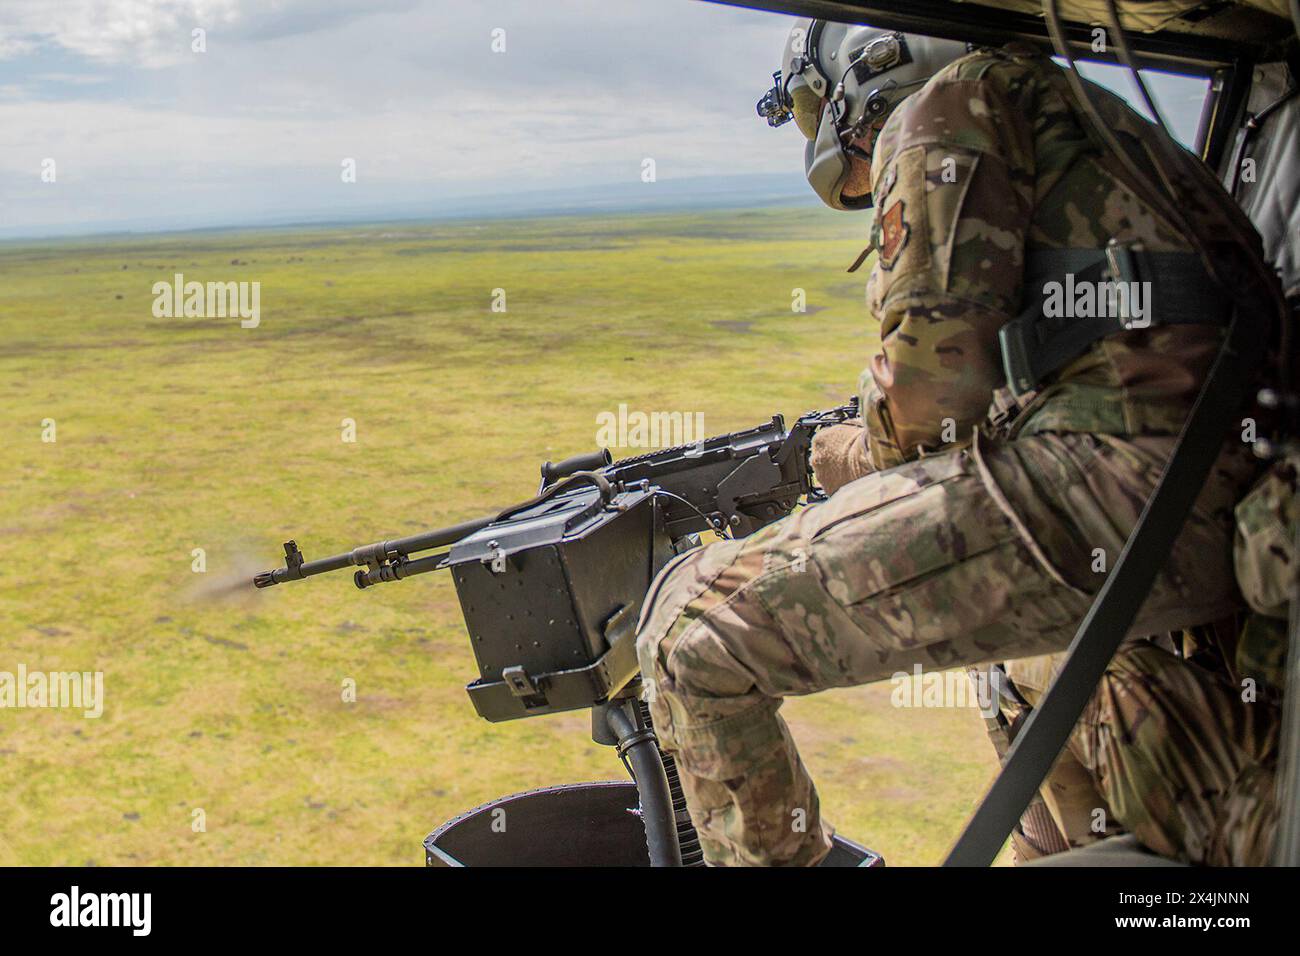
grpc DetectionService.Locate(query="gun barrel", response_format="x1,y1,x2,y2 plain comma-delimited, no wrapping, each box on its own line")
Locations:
379,515,497,557
253,514,497,589
252,550,350,588
353,550,450,589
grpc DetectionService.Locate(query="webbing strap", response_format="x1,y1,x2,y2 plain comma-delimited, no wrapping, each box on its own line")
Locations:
999,247,1231,395
945,306,1261,866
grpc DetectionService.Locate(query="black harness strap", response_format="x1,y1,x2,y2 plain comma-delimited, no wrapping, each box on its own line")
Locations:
999,246,1233,395
944,304,1262,867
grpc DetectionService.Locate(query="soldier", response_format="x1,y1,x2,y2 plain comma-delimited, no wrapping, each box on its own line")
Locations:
635,19,1281,866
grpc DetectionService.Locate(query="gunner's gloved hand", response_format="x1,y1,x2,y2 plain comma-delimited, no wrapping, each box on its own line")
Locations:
810,418,874,496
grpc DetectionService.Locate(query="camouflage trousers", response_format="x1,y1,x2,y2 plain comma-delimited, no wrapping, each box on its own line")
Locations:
635,429,1271,866
996,641,1279,865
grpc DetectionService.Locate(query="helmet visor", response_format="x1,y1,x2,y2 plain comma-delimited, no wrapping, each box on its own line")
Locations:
790,82,823,141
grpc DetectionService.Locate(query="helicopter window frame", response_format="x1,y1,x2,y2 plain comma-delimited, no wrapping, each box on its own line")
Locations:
1052,55,1223,154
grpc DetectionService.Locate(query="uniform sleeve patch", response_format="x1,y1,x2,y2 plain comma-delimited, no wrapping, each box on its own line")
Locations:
879,199,910,271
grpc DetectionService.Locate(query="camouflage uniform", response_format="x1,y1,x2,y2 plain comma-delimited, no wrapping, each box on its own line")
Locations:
1224,456,1296,738
1235,458,1299,626
997,633,1280,865
636,45,1279,866
981,653,1117,859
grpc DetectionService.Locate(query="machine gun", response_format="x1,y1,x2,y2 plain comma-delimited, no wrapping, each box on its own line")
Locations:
253,398,882,866
254,398,857,721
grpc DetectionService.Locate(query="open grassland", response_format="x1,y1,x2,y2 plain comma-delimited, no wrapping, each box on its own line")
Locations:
0,206,1003,865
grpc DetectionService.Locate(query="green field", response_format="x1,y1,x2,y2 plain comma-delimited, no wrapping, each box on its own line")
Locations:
0,206,1003,865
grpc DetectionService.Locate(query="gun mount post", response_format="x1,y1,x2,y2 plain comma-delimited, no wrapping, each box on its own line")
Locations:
601,700,682,867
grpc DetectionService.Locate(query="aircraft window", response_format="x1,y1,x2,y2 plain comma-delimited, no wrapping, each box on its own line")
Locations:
1054,59,1212,150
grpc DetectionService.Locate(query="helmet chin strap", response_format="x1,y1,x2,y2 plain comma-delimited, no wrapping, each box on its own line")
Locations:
845,122,884,163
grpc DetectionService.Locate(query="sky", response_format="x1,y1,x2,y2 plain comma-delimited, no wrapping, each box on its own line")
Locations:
0,0,1209,239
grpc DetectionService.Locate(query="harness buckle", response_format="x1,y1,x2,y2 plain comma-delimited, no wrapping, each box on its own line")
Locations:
1103,238,1139,285
1103,239,1152,330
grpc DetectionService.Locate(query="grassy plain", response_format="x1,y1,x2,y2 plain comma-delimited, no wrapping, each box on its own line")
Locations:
0,206,1003,865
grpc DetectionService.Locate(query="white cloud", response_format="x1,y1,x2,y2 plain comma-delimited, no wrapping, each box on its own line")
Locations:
0,0,808,235
0,0,243,67
0,0,428,67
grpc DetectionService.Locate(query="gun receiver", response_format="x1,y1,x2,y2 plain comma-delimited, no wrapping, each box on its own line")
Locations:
254,398,858,720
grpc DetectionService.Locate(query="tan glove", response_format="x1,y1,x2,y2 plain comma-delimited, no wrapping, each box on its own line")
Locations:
810,418,874,496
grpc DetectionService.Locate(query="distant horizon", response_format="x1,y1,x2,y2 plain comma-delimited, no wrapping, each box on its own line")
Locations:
0,170,822,244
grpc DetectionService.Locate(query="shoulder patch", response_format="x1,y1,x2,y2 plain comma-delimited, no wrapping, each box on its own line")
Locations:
868,144,931,292
879,199,910,270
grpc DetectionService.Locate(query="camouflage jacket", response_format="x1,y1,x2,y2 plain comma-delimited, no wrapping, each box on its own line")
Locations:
861,45,1242,469
1231,458,1296,695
